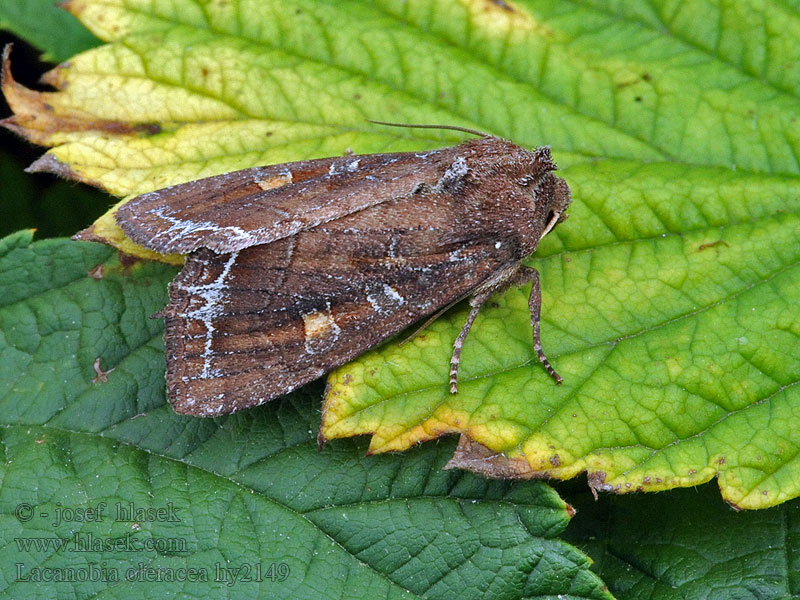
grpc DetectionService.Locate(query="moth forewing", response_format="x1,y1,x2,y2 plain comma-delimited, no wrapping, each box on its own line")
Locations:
115,136,571,416
116,137,535,255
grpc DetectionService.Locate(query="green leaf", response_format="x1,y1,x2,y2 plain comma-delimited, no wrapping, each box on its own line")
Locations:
324,160,800,509
0,0,797,509
0,233,610,599
0,0,100,63
562,482,800,599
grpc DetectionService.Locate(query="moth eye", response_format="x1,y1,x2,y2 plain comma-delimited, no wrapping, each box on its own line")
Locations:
412,182,426,194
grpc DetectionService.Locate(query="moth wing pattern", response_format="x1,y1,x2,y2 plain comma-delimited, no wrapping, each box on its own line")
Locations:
116,138,528,256
116,152,388,254
165,237,516,416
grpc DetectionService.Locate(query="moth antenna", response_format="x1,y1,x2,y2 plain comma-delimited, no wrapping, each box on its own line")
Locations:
397,297,464,347
367,119,489,138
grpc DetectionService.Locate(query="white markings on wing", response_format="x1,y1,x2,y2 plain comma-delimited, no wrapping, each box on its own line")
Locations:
144,206,274,252
382,284,405,305
434,156,469,191
329,158,361,175
365,282,406,315
175,251,240,380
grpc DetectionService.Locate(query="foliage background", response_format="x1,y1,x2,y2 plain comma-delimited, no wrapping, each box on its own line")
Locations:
1,1,799,599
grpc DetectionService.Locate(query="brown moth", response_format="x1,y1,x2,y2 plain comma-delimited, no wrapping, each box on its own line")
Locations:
116,125,571,416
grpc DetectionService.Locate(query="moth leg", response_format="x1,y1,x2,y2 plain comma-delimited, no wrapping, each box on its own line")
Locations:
514,266,563,384
449,289,494,394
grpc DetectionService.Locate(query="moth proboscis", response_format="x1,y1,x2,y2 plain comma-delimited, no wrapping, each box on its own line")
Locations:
113,123,571,417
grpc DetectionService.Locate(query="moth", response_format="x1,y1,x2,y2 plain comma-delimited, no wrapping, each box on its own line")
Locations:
115,124,571,416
